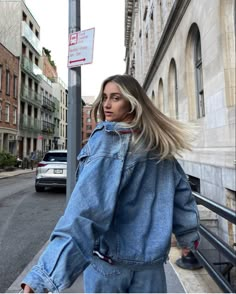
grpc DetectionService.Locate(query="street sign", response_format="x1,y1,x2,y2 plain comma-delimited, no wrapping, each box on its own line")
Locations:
68,28,95,68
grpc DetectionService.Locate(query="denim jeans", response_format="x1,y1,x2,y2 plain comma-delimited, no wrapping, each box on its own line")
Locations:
83,257,167,293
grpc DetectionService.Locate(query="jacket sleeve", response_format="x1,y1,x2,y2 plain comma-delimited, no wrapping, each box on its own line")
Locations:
172,160,200,249
21,154,124,293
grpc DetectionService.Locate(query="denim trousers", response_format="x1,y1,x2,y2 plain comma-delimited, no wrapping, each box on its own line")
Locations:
83,257,167,293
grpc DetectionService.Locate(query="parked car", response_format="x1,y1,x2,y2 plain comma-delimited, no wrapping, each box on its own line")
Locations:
35,150,67,192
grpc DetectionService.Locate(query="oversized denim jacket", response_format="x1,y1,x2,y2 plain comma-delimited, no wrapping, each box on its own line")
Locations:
22,121,200,292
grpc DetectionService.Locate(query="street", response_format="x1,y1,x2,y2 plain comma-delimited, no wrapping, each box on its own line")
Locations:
0,173,66,292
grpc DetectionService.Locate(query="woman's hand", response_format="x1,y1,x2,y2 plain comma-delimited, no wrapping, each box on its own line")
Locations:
23,284,34,293
182,247,191,256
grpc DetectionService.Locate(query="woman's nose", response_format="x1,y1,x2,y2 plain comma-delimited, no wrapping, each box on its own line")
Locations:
103,98,111,108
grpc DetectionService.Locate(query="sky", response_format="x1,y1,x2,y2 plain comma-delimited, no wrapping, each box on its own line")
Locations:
24,0,126,97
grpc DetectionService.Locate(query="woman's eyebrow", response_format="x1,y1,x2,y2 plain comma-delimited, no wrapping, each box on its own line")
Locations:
103,92,121,96
110,92,122,96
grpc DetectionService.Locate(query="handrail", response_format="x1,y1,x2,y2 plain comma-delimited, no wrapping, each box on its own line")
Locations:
194,250,233,293
192,192,236,224
192,192,236,293
199,225,236,265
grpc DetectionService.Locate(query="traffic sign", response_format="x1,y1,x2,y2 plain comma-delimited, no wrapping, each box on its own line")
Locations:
68,28,95,68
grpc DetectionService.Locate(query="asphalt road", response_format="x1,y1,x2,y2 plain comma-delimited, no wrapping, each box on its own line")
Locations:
0,173,66,292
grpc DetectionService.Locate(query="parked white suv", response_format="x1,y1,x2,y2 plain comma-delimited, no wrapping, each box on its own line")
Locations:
35,150,67,192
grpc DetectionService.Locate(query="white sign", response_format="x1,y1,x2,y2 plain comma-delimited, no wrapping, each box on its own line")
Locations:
68,28,95,68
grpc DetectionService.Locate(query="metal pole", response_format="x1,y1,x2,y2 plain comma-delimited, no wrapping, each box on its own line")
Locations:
66,0,81,202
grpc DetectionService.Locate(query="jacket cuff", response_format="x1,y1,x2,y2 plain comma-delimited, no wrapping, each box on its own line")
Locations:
176,231,200,250
21,265,59,293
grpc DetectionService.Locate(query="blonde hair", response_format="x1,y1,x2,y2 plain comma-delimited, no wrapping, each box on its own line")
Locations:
92,74,196,160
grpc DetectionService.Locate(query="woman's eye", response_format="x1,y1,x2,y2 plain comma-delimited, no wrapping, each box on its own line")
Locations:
112,96,121,101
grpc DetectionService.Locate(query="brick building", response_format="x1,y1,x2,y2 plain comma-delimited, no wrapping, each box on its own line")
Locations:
42,47,58,81
82,96,97,144
0,43,19,154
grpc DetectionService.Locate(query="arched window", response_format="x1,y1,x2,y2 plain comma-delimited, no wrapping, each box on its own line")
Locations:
168,59,178,118
194,31,205,118
151,90,155,104
185,23,205,120
157,78,164,112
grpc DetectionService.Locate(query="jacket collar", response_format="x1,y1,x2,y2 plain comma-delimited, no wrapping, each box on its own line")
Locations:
95,121,139,134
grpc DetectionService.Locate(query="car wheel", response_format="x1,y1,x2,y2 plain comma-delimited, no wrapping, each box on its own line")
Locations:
35,186,45,192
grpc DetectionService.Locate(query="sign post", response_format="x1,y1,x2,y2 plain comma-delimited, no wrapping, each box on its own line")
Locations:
67,2,95,203
67,0,81,203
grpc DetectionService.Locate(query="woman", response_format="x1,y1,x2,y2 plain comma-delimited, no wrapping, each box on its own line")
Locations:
22,74,200,293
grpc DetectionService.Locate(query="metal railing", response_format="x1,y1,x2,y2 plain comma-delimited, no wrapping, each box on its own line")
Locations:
193,192,236,293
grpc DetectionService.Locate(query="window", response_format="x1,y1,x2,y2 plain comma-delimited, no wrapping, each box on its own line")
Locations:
35,30,39,38
0,65,2,91
157,78,164,112
194,32,205,118
13,108,17,124
13,75,17,98
29,21,33,31
22,43,26,56
151,90,155,103
29,51,33,61
168,59,179,118
86,125,92,130
5,104,10,122
6,70,10,95
86,118,91,123
0,102,2,120
186,24,205,120
22,12,27,21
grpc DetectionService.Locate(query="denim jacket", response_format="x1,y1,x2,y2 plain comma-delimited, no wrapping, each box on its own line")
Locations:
22,121,200,292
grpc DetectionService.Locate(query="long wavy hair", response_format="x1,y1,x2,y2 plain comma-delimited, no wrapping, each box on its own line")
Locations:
92,74,196,160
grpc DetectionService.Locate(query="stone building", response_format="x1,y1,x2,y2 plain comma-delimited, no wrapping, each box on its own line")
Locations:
0,43,19,154
52,78,68,150
124,0,235,244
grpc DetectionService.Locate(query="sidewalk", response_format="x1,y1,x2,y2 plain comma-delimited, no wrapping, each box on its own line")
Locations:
3,169,222,293
0,167,35,179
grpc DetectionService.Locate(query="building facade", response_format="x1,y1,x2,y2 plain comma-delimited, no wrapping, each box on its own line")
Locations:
0,0,43,158
52,78,68,150
125,0,235,244
0,43,19,154
82,96,96,144
0,0,68,158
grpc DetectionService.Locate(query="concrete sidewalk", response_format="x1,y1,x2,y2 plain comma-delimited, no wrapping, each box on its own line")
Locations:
2,168,221,293
0,168,35,179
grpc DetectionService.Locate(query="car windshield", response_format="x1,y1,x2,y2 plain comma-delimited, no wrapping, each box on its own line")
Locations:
43,152,67,162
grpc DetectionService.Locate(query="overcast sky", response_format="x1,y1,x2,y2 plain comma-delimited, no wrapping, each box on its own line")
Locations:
24,0,126,97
